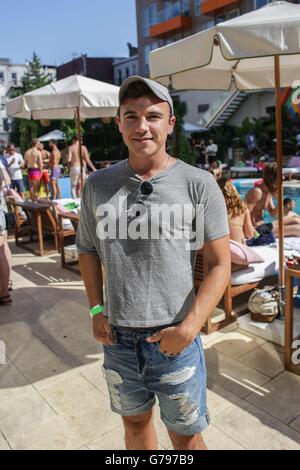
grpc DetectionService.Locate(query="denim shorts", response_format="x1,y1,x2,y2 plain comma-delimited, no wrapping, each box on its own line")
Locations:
103,325,210,436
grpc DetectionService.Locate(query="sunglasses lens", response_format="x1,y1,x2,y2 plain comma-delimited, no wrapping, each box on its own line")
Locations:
140,181,153,196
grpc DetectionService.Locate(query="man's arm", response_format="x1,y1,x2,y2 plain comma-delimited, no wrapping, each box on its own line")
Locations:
38,152,43,172
67,147,72,164
83,147,96,172
79,254,113,345
147,236,230,355
182,235,230,333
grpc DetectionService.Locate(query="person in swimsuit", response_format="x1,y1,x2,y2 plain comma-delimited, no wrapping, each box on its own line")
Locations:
49,140,62,200
68,136,96,199
219,178,256,244
246,163,300,237
38,142,51,199
24,139,43,202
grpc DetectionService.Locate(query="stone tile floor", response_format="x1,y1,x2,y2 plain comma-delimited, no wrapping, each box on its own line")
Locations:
0,241,300,450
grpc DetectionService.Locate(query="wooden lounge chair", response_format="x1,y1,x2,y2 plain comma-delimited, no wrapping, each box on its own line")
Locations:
194,250,268,334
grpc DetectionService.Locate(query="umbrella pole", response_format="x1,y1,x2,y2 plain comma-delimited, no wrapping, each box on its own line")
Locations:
274,55,285,319
76,107,84,193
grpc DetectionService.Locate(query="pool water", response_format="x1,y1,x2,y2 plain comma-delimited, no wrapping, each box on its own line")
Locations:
232,178,300,223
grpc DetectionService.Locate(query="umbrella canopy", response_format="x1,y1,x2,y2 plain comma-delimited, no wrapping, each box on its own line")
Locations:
6,74,120,120
39,129,66,142
150,1,300,311
183,122,208,133
150,1,300,91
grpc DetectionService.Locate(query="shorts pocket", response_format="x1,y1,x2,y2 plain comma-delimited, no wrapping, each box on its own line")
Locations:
154,340,194,360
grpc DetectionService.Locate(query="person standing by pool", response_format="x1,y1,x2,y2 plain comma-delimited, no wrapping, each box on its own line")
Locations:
38,142,51,199
49,140,62,200
0,145,9,170
6,143,25,200
24,139,43,202
246,163,300,237
68,136,96,199
76,76,230,450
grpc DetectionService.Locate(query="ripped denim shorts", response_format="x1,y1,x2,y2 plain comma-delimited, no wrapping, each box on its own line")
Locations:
103,325,210,436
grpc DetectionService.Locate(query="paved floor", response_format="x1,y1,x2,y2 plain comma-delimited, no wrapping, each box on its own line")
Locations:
1,241,300,450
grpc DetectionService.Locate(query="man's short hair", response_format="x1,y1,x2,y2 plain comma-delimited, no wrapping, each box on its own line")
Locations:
284,197,293,206
32,138,39,146
49,139,57,146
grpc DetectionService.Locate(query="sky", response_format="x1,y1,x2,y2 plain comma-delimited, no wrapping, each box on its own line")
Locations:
0,0,137,65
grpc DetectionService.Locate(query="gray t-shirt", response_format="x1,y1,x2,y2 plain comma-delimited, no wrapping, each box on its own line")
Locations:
76,159,229,328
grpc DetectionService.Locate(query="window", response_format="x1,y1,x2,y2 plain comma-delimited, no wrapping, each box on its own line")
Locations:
0,96,5,110
227,9,240,19
132,64,136,75
0,71,4,82
12,72,17,85
197,20,215,32
126,67,130,78
198,104,209,113
254,0,272,9
162,0,190,21
194,0,202,16
217,9,240,24
143,3,157,37
144,42,159,75
118,69,122,85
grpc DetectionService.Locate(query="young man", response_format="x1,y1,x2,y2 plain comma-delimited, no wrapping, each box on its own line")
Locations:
6,143,25,200
24,139,43,202
76,76,230,451
68,136,96,199
38,142,51,199
49,140,61,200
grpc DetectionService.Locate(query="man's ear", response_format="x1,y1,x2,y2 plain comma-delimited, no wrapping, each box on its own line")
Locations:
115,116,122,133
168,115,176,135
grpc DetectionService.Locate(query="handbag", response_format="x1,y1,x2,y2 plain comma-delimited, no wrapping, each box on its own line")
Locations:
248,286,278,322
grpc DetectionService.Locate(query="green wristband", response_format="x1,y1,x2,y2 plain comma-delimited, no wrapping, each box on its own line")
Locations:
90,304,104,318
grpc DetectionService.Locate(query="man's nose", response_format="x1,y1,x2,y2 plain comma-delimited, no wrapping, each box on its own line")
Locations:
136,117,150,132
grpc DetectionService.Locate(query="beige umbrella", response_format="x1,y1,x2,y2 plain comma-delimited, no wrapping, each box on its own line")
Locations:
150,0,300,316
6,74,120,186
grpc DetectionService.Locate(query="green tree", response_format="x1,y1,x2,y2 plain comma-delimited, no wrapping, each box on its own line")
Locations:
9,52,53,152
171,97,197,165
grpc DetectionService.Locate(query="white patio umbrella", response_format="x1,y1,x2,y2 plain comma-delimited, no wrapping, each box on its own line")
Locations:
39,130,66,142
6,74,120,185
150,0,300,315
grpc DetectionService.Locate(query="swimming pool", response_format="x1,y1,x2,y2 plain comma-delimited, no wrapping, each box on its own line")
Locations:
232,178,300,222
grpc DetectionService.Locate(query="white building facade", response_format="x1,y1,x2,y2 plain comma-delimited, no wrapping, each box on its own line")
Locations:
0,58,56,143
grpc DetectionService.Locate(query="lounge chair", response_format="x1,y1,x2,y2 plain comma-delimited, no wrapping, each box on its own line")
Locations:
194,245,279,334
230,167,260,178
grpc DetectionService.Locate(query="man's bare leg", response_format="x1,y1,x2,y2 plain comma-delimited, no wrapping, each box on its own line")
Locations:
168,430,207,450
123,410,158,450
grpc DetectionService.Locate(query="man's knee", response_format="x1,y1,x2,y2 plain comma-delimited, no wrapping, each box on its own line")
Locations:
123,410,153,431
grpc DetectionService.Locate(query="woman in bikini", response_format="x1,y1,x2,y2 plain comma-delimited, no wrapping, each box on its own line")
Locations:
219,178,256,244
246,163,300,237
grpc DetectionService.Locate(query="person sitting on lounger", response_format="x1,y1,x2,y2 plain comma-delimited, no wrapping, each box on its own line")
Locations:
209,159,222,181
246,164,300,237
219,178,256,244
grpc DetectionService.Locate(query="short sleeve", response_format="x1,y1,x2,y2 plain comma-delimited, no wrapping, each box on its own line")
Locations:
203,174,229,242
76,181,98,255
